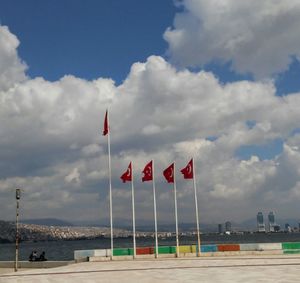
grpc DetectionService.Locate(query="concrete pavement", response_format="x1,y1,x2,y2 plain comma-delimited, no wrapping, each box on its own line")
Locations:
1,255,300,282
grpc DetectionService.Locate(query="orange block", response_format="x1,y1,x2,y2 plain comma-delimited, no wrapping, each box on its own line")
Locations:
136,247,154,255
217,244,240,252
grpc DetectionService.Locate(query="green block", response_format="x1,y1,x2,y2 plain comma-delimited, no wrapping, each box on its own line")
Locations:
282,242,300,250
170,246,176,254
113,248,130,256
284,249,300,254
157,246,176,254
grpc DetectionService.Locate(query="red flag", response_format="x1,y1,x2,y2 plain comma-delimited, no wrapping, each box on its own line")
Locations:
163,163,174,183
103,110,109,136
120,162,132,183
180,159,193,179
142,161,153,182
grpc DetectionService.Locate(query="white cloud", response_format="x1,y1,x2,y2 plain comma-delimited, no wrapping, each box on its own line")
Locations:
65,168,81,184
81,144,102,157
1,25,300,224
0,26,27,91
142,124,162,135
164,0,300,78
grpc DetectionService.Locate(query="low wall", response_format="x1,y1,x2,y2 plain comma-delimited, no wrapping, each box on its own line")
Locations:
0,261,73,268
74,241,300,261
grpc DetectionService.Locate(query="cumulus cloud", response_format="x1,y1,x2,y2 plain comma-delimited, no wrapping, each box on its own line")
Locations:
0,26,27,91
164,0,300,78
1,24,300,225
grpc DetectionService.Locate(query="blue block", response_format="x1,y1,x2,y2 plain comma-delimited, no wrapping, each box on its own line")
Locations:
201,245,217,253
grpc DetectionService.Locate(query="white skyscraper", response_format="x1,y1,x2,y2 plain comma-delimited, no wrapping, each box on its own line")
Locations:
257,212,266,232
268,211,276,232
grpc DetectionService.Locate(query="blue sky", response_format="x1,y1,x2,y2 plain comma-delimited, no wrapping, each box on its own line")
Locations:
0,0,177,83
1,0,300,93
1,0,300,223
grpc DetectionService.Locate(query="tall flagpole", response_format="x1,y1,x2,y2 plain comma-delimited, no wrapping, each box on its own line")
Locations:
131,163,136,259
192,158,201,256
15,189,20,272
107,110,113,260
152,160,159,258
173,162,180,257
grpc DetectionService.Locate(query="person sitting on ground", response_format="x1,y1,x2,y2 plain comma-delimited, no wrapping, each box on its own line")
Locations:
29,250,38,261
38,251,47,261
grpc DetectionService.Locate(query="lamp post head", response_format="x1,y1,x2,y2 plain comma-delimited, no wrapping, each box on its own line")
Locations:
16,189,21,200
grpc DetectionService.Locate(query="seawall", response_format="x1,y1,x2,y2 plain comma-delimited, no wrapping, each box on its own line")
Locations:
74,242,300,262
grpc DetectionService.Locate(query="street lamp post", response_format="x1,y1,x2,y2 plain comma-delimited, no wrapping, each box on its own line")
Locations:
15,189,21,272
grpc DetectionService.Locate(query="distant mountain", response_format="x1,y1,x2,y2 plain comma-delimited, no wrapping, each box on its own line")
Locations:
0,220,118,243
71,220,108,227
20,218,74,227
113,222,219,233
72,219,232,233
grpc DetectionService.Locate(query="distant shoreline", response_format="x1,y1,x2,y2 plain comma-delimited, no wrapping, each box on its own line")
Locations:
2,231,300,245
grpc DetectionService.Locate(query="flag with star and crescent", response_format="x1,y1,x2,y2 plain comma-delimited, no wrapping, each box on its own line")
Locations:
180,159,193,179
120,162,132,183
163,163,174,183
142,161,153,182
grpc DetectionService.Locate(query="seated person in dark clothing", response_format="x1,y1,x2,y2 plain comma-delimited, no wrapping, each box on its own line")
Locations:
29,250,38,261
38,251,47,261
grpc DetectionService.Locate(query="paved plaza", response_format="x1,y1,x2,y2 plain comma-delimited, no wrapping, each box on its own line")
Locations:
1,255,300,282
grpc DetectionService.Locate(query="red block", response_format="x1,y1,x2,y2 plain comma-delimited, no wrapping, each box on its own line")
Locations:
217,244,240,252
136,247,154,255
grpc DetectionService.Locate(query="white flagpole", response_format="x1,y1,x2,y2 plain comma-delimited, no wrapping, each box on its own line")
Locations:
192,158,201,257
107,111,113,260
173,162,180,257
131,163,136,259
152,160,159,258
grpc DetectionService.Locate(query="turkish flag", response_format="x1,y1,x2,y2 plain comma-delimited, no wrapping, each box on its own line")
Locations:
180,159,193,179
142,161,153,182
102,110,109,136
120,162,132,183
163,163,174,183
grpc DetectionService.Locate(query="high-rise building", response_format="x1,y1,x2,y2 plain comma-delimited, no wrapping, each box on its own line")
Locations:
225,221,232,233
257,212,266,232
268,211,276,232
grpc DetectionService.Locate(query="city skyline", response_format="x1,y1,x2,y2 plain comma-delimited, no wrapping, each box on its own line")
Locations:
1,1,300,225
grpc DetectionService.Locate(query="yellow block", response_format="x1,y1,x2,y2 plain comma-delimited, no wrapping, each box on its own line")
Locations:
191,245,197,253
179,245,192,253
